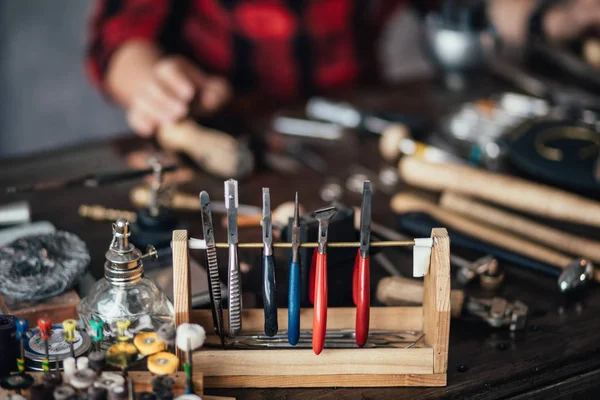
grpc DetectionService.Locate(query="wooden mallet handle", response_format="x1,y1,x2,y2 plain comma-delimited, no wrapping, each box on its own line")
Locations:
391,193,600,283
157,119,254,179
440,192,600,264
398,156,600,227
376,276,465,318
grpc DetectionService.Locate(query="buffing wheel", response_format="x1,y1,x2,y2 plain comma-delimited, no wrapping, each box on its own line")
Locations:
134,332,166,355
147,352,179,375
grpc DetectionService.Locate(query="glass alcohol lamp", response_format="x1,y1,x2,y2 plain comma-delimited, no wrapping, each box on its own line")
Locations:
78,218,173,346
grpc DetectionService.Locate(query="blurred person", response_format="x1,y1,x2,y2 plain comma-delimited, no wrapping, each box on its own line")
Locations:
86,0,600,136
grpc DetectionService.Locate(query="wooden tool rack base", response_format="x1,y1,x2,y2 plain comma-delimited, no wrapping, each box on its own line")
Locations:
172,228,451,388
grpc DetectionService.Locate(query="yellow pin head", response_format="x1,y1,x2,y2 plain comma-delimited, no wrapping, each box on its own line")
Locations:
116,320,131,342
62,319,77,343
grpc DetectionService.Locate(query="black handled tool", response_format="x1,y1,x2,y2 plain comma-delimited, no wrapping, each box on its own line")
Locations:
6,165,178,194
199,191,225,348
262,188,278,337
225,179,242,337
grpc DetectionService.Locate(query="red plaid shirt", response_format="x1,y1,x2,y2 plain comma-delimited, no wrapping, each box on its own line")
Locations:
86,0,433,100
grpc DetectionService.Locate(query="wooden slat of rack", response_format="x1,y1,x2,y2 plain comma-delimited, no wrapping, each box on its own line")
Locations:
191,306,423,332
204,373,446,388
196,347,433,376
423,228,451,374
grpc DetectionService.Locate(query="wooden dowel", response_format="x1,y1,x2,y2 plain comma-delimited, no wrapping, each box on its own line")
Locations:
440,191,600,264
398,156,600,227
391,193,600,283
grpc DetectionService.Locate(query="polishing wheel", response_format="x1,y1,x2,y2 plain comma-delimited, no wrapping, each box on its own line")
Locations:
147,352,179,375
134,332,166,355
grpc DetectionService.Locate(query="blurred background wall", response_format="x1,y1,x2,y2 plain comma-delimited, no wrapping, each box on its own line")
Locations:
0,0,128,159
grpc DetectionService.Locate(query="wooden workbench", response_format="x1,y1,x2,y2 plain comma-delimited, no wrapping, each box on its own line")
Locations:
1,80,600,399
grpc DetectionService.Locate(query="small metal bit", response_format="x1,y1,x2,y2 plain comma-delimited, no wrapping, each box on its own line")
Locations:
199,191,225,348
225,179,242,336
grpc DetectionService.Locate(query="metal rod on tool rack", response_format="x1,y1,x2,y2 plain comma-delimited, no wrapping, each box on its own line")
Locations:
187,239,415,249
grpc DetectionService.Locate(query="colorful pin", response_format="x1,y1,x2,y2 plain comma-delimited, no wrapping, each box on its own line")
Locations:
89,317,104,351
37,317,52,373
62,319,77,358
15,319,28,374
116,319,130,343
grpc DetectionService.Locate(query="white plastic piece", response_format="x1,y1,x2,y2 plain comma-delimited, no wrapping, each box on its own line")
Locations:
413,238,433,277
62,357,76,382
187,238,207,250
76,356,89,370
176,323,206,351
175,395,203,400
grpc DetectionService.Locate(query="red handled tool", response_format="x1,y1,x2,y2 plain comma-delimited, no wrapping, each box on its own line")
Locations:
312,206,336,355
37,317,52,373
353,181,371,347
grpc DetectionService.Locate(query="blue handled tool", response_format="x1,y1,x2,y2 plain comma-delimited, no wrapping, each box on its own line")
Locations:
288,192,301,345
16,319,28,374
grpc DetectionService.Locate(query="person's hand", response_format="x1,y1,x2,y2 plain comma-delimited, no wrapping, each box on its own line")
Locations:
545,0,600,42
126,56,231,137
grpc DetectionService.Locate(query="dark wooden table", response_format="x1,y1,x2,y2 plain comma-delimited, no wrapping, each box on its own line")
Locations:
2,79,600,399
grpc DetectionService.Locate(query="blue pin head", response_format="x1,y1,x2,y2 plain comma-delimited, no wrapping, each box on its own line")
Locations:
16,319,29,340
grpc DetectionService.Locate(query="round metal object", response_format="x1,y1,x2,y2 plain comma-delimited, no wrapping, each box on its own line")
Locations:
558,259,594,293
23,324,91,371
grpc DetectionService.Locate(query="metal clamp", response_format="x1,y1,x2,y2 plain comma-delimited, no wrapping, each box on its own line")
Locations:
466,296,528,331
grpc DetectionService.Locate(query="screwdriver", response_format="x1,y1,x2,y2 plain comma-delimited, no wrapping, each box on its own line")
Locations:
312,206,337,355
288,192,301,345
225,179,242,337
262,188,278,337
16,319,28,374
352,181,372,347
62,319,77,358
37,317,52,373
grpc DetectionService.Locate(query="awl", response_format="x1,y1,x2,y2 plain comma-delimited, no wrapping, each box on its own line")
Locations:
288,192,301,345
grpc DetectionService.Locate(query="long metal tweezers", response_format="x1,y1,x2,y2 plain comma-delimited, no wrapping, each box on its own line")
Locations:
199,191,225,348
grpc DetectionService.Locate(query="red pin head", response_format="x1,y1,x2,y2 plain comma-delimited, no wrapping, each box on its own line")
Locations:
37,317,51,340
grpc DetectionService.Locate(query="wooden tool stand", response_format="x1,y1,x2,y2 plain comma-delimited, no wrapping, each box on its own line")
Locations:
172,228,451,388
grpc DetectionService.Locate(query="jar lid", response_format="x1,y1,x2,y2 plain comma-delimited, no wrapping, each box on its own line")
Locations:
24,324,91,370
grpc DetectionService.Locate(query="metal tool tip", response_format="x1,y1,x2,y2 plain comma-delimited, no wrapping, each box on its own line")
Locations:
224,180,238,208
262,187,269,195
364,180,371,191
314,205,337,220
199,191,210,202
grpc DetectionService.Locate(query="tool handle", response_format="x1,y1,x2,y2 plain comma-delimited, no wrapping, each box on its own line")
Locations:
398,156,600,227
308,249,317,305
228,244,242,337
376,276,465,318
157,119,254,179
79,204,137,223
354,250,370,347
440,192,600,264
262,253,278,337
312,252,328,355
288,260,301,345
93,165,177,186
392,193,575,268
